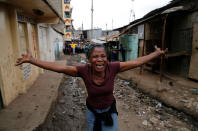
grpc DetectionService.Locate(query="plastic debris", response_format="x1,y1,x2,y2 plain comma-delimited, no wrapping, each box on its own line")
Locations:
191,90,198,95
124,82,130,86
156,102,162,108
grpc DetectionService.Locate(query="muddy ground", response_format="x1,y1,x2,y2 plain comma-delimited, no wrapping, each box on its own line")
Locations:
35,55,198,131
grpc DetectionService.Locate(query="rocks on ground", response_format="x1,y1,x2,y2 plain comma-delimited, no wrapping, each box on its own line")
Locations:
114,78,198,131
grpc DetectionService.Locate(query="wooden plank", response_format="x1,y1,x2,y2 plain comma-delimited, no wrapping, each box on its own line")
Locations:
138,40,144,57
145,23,150,40
188,23,198,80
165,51,189,58
160,15,168,82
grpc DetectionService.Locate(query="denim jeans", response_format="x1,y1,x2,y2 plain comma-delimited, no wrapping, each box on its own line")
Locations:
86,106,118,131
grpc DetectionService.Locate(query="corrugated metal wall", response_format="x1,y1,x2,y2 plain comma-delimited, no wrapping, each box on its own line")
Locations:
119,34,138,61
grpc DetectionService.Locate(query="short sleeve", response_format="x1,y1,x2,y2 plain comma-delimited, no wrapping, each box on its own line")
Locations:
109,62,120,75
76,64,88,78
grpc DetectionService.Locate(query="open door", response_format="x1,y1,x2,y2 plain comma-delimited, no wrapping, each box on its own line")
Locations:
189,23,198,80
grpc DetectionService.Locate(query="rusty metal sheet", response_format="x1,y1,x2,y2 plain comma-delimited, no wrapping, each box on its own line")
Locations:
189,23,198,80
138,24,144,39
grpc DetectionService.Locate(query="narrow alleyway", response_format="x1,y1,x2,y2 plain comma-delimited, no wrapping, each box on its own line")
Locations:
35,54,198,131
35,56,87,131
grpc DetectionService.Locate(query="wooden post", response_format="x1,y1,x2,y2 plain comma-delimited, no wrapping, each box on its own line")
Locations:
116,38,119,61
160,14,168,82
139,39,145,74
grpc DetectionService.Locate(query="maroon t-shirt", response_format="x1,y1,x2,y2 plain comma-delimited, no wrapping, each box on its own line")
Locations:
76,62,120,109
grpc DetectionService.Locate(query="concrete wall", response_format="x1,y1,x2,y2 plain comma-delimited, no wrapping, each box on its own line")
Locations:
0,4,41,106
48,26,64,60
0,3,64,107
51,28,64,60
38,24,64,63
47,0,63,18
0,4,18,106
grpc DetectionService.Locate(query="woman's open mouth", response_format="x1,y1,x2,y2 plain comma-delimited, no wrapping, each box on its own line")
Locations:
96,64,104,69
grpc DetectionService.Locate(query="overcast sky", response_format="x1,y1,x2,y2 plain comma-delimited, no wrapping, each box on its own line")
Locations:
70,0,172,30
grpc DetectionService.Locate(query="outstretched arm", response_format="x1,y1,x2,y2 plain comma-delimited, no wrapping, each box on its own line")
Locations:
16,49,78,76
120,46,168,72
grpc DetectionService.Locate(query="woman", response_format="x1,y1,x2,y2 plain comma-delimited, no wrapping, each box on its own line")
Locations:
16,44,167,131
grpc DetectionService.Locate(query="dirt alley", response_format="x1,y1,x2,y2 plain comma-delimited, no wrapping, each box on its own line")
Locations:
35,54,198,131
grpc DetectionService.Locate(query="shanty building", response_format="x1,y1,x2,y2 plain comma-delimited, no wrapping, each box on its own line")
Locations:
112,0,198,81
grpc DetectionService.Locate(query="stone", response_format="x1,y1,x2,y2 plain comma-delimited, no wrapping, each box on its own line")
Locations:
180,100,188,103
159,121,165,127
142,120,148,126
185,101,192,108
160,115,168,121
150,117,159,125
73,98,79,102
175,120,183,125
122,104,130,110
192,102,198,108
118,95,123,99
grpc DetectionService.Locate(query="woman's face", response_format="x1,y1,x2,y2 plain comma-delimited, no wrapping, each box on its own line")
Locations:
89,47,108,73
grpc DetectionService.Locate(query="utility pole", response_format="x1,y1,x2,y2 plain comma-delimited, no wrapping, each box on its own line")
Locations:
91,0,93,41
129,0,135,22
82,22,84,31
81,22,84,40
112,19,113,30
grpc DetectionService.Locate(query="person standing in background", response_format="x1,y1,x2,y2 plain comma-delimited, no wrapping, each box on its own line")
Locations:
70,42,77,55
120,44,126,61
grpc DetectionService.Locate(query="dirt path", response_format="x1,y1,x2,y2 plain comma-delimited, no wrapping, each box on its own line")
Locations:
115,78,197,131
35,55,198,131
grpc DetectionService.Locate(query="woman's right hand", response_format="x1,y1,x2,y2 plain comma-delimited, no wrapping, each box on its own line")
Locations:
15,49,33,66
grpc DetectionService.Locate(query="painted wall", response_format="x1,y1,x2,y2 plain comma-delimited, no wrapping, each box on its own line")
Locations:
62,0,72,41
0,4,40,106
38,24,64,63
119,34,138,61
0,1,64,107
0,4,18,106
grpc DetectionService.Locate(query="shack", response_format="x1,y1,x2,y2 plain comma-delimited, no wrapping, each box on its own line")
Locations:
113,0,198,80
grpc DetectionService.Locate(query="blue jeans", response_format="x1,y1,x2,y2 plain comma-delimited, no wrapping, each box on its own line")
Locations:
72,48,75,54
86,106,118,131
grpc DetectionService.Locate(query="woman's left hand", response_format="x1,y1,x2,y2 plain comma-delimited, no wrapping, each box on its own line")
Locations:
154,45,168,55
